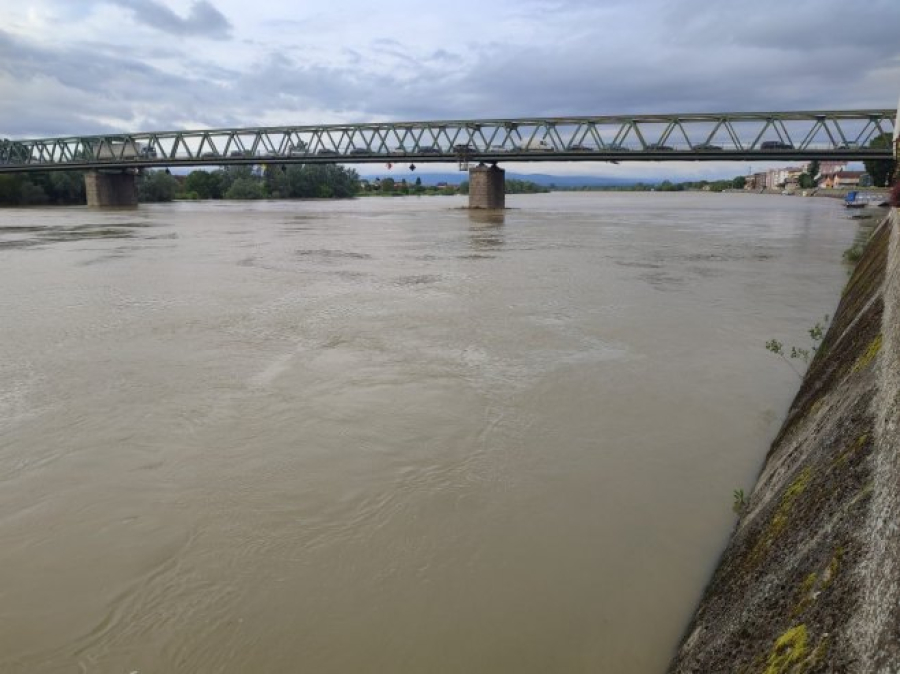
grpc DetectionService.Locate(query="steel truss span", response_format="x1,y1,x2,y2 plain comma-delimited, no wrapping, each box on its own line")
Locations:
0,110,895,173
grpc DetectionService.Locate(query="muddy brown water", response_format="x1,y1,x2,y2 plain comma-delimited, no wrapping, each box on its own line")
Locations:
0,192,856,672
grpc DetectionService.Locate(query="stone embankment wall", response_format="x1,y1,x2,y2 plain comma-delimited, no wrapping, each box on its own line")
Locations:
669,208,900,673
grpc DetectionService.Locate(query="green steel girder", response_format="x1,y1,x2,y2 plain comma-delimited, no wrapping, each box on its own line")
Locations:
0,109,895,173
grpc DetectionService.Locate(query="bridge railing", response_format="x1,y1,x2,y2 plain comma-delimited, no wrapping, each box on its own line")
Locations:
1,110,895,171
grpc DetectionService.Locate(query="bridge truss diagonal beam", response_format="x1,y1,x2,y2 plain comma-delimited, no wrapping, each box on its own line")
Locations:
0,109,895,173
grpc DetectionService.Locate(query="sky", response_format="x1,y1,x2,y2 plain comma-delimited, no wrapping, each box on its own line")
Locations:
1,0,899,180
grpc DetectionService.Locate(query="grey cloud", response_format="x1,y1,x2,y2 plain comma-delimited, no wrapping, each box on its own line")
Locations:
107,0,232,39
660,0,900,53
0,29,239,137
1,0,898,143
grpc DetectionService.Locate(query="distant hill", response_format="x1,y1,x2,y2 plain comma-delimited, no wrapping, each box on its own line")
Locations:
359,171,647,188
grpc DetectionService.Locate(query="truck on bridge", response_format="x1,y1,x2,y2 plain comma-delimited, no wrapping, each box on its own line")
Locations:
518,139,554,152
91,140,156,160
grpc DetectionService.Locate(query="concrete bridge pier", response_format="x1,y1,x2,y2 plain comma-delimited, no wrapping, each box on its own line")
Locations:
468,163,505,209
85,170,138,207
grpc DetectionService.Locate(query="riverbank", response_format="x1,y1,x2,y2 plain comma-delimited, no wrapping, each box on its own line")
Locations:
669,208,899,672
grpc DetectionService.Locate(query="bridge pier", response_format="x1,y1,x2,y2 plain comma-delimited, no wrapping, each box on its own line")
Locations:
85,171,138,207
468,163,505,209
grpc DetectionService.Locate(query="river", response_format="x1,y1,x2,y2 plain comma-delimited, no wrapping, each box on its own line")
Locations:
0,192,856,673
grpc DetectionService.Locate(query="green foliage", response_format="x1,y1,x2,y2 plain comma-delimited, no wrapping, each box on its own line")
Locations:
765,315,829,378
178,164,358,201
807,160,820,180
658,180,683,192
505,179,549,194
732,488,747,514
798,173,815,189
19,181,50,204
0,174,23,203
183,170,226,199
225,177,265,200
0,171,87,205
137,170,179,202
263,165,288,198
863,133,896,187
458,180,469,195
285,164,358,198
553,175,754,192
49,171,86,203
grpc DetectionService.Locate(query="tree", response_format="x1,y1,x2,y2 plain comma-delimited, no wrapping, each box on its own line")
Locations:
798,173,815,189
380,177,395,193
184,170,226,199
863,133,896,187
732,175,747,189
263,164,288,198
19,181,50,205
225,177,265,199
807,160,820,181
138,170,178,202
48,171,86,204
0,174,23,204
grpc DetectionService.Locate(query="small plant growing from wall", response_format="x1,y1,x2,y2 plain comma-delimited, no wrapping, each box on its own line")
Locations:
732,489,748,515
766,316,829,378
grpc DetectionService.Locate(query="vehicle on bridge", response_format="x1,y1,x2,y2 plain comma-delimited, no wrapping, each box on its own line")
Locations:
760,140,794,150
91,140,156,160
518,139,554,152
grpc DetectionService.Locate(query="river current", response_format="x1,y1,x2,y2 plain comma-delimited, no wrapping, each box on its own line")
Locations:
0,192,855,672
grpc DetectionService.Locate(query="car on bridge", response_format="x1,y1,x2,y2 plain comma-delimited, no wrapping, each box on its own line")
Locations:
760,140,794,150
349,147,371,155
316,148,338,156
605,144,631,151
567,144,592,152
418,146,441,154
694,143,723,151
646,143,674,151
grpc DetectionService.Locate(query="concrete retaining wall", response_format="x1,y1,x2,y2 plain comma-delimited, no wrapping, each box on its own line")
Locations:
669,209,899,673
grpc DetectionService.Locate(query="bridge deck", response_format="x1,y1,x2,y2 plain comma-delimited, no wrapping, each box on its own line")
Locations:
1,109,895,172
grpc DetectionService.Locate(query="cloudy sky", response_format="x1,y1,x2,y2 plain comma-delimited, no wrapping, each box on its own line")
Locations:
1,0,899,179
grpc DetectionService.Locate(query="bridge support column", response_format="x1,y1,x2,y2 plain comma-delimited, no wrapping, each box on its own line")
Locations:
468,163,505,209
85,171,138,207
